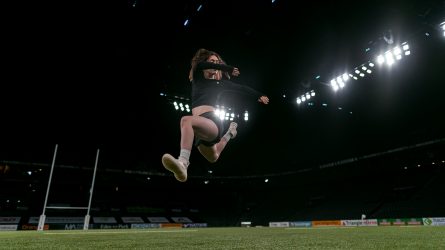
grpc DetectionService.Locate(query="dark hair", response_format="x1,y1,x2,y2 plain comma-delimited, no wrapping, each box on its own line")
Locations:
189,48,230,81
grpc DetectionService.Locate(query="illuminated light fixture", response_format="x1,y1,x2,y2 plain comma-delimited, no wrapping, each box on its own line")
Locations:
376,42,410,67
385,52,395,66
331,79,339,91
441,21,445,37
402,42,410,56
393,46,402,60
219,110,226,120
330,73,349,92
184,19,189,26
377,55,385,64
297,90,316,104
336,77,345,88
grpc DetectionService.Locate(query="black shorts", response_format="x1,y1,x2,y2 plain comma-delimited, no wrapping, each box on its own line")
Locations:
194,111,225,147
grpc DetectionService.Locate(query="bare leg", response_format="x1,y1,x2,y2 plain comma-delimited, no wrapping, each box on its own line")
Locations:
162,115,220,182
198,122,237,163
180,115,220,151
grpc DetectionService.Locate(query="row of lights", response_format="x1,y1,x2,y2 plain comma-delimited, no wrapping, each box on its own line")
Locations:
327,42,410,92
296,90,316,104
376,42,411,66
173,102,190,113
295,20,445,103
168,98,250,122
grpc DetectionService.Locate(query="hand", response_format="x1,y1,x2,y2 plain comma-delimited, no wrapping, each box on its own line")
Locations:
258,96,269,104
232,68,240,76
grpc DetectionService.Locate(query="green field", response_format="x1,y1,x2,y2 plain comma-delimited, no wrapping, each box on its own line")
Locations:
1,227,444,249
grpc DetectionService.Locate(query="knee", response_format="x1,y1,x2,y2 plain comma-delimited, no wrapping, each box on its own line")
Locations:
207,153,219,163
180,116,193,128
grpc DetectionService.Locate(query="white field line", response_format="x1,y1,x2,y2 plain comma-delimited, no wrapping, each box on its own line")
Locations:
44,229,198,235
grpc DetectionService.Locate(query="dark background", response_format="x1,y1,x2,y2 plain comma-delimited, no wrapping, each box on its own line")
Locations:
2,0,444,174
1,1,444,222
0,0,445,226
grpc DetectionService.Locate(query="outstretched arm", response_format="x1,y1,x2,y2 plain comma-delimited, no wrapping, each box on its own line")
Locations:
224,80,269,105
196,62,239,76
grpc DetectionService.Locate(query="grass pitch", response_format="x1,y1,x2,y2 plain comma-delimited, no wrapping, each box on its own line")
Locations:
1,226,444,249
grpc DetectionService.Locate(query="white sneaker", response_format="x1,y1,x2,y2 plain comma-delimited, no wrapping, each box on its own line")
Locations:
162,154,188,182
228,122,238,139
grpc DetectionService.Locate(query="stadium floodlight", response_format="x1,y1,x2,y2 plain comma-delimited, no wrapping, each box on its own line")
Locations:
219,110,226,120
336,77,345,88
393,46,402,60
330,79,339,91
297,90,317,104
441,21,445,37
348,73,358,80
402,42,410,56
376,42,410,68
385,52,395,66
377,55,385,64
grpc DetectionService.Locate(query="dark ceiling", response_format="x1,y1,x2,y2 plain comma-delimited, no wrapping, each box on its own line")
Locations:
2,0,445,177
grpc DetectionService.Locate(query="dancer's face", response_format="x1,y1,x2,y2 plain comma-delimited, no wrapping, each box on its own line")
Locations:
203,55,222,80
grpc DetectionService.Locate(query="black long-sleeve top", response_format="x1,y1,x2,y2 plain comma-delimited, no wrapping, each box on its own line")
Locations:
191,62,264,108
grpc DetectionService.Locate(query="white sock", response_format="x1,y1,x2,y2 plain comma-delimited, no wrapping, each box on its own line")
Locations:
223,133,232,142
178,149,191,166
